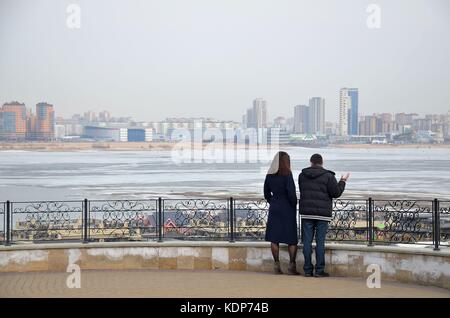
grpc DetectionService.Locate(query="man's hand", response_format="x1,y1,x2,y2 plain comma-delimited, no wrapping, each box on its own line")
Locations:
340,173,350,182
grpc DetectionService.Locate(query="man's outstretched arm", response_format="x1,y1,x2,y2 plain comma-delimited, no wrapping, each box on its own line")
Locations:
327,175,346,198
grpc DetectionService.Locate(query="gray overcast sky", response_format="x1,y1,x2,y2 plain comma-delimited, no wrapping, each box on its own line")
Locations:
1,0,449,122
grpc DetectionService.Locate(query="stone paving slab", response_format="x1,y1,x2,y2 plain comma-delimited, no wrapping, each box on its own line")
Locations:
0,270,449,298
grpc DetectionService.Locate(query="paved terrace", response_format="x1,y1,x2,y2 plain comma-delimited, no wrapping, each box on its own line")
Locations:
1,241,450,297
1,269,449,298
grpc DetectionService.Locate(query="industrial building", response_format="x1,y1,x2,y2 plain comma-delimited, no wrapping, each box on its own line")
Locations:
83,126,153,142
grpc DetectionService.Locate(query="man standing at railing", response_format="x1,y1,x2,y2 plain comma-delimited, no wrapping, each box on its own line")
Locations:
298,154,350,277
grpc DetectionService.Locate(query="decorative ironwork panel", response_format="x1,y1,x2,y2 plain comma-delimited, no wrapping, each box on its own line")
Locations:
162,199,229,240
373,200,433,244
11,201,83,242
327,200,368,242
4,198,449,248
233,199,268,240
88,200,158,241
439,201,450,245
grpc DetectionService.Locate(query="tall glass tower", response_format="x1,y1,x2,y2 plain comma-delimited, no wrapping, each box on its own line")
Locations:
347,88,359,135
340,88,359,136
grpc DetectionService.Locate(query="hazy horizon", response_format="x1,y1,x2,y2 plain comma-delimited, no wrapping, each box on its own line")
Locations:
1,0,449,122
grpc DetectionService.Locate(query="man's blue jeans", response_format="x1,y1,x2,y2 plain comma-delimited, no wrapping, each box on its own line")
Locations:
301,219,329,274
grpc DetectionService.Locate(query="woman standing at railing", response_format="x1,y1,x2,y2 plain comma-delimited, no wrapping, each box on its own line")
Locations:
264,151,299,275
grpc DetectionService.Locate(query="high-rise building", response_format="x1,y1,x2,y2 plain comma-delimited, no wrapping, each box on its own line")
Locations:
347,88,359,135
0,101,57,141
35,102,55,140
357,113,396,136
339,89,350,136
378,113,394,134
293,105,309,133
273,116,286,128
413,118,433,131
83,111,97,122
325,121,339,136
26,108,36,139
309,97,325,134
394,113,418,133
293,98,325,135
395,113,418,126
339,88,358,136
285,117,294,132
99,111,111,122
245,98,267,129
246,108,253,128
359,115,378,135
0,102,27,140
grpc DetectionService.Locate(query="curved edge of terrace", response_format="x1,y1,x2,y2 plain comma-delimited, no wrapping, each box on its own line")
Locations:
1,242,449,290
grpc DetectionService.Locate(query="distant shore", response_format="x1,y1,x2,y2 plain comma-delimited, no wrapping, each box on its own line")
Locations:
0,141,449,151
0,141,174,151
333,143,450,149
0,141,262,151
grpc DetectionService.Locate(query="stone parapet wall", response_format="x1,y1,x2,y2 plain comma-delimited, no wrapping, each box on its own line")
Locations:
1,242,449,289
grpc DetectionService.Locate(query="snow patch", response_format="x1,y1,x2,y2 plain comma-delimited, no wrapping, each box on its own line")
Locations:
0,250,48,266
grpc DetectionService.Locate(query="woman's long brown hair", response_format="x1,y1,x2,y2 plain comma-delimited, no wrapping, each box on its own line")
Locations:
276,151,291,176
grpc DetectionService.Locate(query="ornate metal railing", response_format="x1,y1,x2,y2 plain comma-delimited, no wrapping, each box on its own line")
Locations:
372,200,434,245
10,201,83,242
162,199,229,240
88,200,158,242
233,199,269,240
439,201,450,245
327,199,368,242
1,198,449,249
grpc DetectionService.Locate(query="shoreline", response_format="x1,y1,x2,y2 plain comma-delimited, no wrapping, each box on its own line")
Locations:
1,141,450,151
0,141,272,152
332,143,450,149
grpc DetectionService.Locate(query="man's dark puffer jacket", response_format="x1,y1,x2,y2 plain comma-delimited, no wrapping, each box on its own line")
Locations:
298,165,346,220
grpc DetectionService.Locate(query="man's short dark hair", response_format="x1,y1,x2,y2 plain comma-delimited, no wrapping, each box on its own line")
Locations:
310,153,323,165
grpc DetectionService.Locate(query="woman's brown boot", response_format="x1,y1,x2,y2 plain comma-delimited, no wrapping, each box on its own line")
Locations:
288,261,300,275
274,261,282,274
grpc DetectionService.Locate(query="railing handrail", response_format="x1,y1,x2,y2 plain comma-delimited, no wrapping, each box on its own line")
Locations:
1,197,449,249
7,200,85,204
2,197,450,202
2,197,450,203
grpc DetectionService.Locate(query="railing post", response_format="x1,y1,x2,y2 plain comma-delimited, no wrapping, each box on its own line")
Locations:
433,198,440,251
367,197,374,247
83,199,89,243
158,197,163,242
5,200,11,246
229,197,235,243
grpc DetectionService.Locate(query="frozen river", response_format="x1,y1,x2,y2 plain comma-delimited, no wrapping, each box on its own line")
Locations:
0,146,449,201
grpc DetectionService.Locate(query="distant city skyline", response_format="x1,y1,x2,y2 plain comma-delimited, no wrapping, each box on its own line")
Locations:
1,0,449,122
2,97,449,144
2,98,450,125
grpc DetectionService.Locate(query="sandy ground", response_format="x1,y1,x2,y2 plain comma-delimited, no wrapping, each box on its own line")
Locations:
0,269,448,298
333,143,450,149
